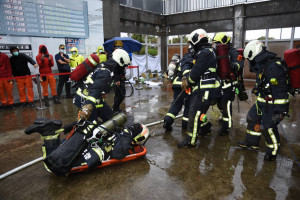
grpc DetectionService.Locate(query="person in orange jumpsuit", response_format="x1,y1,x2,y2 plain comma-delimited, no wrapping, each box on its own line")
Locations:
10,46,38,107
0,51,14,110
36,45,60,106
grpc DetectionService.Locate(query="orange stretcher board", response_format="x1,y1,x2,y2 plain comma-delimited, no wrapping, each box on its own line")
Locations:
68,145,147,175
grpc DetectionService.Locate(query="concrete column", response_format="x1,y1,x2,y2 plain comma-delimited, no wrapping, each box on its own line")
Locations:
160,31,168,72
103,0,120,41
233,5,245,48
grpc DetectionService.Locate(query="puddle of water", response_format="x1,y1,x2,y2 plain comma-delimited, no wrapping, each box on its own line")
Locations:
270,156,294,200
226,155,246,200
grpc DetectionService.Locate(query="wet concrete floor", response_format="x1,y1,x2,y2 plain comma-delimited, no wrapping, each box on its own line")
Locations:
0,81,300,200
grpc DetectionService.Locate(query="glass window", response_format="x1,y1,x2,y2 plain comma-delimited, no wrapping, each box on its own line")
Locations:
294,27,300,39
268,28,281,40
245,29,266,40
147,35,158,44
281,28,292,39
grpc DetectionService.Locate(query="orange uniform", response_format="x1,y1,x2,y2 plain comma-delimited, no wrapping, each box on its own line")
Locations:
0,52,14,106
36,45,57,97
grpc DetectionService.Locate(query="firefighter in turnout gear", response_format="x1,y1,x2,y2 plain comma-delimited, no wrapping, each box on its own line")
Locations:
73,49,131,122
213,32,245,135
163,51,193,131
238,40,289,161
178,29,222,148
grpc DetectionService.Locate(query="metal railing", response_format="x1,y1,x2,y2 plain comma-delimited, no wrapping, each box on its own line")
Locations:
119,0,271,15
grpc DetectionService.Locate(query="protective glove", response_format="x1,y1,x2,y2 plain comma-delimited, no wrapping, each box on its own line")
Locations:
75,119,98,138
230,64,238,72
79,104,94,120
181,77,189,91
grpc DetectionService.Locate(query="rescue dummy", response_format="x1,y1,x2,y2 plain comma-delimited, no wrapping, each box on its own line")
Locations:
25,113,149,176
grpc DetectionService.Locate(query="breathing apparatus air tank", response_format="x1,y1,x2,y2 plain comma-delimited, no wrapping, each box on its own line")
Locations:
284,49,300,89
93,112,127,137
216,44,231,79
70,54,100,81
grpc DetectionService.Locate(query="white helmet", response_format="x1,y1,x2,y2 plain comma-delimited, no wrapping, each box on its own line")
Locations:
133,124,150,145
244,40,263,61
188,29,208,46
112,49,131,67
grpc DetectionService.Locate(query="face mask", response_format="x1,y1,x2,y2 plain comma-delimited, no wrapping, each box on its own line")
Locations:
72,52,76,55
59,49,64,53
13,51,19,56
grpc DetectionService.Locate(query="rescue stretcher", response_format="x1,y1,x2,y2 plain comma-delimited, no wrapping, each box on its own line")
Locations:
68,145,147,175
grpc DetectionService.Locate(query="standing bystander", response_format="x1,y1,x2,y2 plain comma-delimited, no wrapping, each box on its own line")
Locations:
10,46,38,107
55,44,71,102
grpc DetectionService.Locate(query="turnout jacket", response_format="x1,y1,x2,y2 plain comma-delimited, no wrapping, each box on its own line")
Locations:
172,51,194,89
76,58,117,108
187,45,221,96
252,50,289,114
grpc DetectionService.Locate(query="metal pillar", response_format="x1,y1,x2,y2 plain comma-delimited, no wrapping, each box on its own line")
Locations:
35,74,46,110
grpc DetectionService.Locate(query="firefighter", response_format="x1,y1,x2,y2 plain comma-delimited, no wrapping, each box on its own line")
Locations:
237,40,289,161
97,46,107,63
69,47,84,71
111,40,127,113
213,32,244,135
163,50,194,131
36,45,60,106
73,49,131,122
178,29,222,148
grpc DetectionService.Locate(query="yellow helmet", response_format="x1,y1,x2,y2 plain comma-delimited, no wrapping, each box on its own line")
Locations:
213,32,231,44
70,47,78,52
114,40,123,48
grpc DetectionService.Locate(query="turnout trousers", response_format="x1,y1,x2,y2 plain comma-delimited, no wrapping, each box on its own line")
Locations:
187,90,213,145
243,101,281,156
217,86,235,131
113,80,125,111
164,88,190,128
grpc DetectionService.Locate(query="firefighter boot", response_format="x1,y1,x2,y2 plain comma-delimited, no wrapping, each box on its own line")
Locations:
237,140,259,151
199,122,212,137
163,120,173,131
219,124,230,136
25,117,62,137
264,153,277,161
178,135,196,148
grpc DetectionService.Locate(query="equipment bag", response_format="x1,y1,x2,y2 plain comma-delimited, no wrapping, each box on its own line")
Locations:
284,49,300,89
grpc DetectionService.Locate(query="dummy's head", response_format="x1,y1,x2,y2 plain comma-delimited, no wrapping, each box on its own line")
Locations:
128,123,150,145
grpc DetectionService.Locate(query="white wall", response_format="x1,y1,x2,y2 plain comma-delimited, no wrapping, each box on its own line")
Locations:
0,0,104,74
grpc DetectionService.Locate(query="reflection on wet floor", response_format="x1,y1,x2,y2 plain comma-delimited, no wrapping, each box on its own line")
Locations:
0,83,300,200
